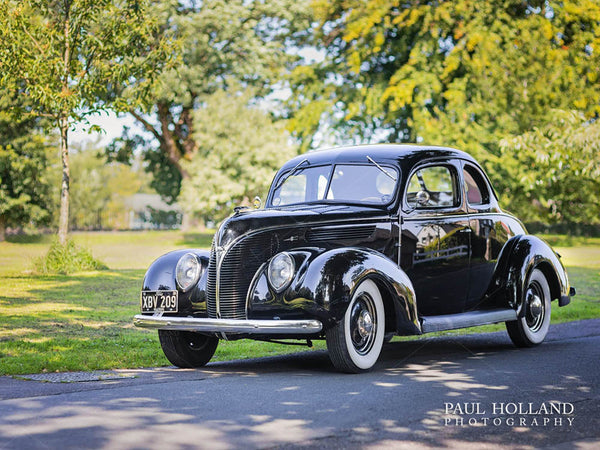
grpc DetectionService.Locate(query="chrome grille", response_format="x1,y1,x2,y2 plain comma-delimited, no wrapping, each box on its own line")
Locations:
206,232,273,320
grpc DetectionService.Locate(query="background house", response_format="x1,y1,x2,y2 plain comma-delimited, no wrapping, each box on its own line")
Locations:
124,194,182,230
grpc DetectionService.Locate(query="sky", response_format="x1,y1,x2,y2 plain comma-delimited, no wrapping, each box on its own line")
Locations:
70,110,142,146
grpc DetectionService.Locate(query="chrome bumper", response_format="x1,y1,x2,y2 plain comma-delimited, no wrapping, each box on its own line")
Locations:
133,314,323,335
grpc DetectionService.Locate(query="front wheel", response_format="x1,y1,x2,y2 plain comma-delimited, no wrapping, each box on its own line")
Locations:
506,268,551,347
158,330,219,368
326,279,385,373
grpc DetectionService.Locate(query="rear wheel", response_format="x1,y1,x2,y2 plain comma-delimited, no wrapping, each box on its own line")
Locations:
158,330,219,368
326,279,385,373
506,268,551,347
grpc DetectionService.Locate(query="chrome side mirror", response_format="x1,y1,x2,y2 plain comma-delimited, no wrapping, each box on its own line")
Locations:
253,196,262,209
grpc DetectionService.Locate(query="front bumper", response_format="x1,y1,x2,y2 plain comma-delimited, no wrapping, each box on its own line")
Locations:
133,314,323,335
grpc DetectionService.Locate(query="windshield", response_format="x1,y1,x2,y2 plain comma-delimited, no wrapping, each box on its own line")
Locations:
269,164,399,207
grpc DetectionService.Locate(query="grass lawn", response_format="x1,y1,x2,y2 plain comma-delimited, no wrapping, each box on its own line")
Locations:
0,231,325,375
0,231,598,376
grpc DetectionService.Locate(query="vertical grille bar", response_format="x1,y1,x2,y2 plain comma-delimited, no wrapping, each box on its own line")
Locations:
206,249,217,318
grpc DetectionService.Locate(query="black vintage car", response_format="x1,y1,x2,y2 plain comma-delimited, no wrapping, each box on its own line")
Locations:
134,144,575,373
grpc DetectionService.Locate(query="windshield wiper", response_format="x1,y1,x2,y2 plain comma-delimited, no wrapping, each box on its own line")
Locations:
272,158,310,192
366,156,397,181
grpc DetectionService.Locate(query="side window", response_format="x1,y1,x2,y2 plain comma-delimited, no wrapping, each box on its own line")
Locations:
406,165,458,209
463,165,490,206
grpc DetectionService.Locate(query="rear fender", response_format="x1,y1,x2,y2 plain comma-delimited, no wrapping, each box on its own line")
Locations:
492,235,571,317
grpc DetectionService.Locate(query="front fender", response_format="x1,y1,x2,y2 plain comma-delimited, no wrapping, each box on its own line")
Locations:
248,247,420,334
491,235,571,317
142,249,211,316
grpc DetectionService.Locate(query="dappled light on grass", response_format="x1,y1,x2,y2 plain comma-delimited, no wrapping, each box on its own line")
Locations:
1,301,90,316
0,327,38,340
0,269,168,375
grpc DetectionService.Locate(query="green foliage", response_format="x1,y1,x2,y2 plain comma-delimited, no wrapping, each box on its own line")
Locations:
0,89,54,240
0,0,173,242
35,238,108,275
147,206,181,229
499,111,600,224
112,0,311,206
288,0,600,223
0,144,51,230
0,0,172,123
144,146,183,204
153,0,310,101
180,88,297,222
296,1,600,154
69,145,141,229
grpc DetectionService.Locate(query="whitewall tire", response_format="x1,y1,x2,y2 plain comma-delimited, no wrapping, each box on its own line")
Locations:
326,279,385,373
506,268,551,347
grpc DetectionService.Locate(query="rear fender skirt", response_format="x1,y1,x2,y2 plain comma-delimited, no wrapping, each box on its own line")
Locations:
142,249,211,315
492,235,571,317
248,247,420,334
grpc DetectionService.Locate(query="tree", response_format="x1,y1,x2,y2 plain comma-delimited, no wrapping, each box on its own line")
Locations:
0,0,171,244
109,0,310,204
289,1,600,160
69,144,141,230
179,88,297,223
284,1,600,223
500,110,600,224
0,91,54,241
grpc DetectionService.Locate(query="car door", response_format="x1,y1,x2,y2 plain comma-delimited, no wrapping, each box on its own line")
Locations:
400,160,471,316
461,162,511,310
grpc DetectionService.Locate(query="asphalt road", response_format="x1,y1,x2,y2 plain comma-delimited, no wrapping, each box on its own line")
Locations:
1,319,599,450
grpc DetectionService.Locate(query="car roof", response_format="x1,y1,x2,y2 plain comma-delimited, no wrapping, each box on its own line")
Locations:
279,144,479,172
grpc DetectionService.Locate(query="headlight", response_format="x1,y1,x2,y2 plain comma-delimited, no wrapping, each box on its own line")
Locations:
267,252,295,293
175,253,202,292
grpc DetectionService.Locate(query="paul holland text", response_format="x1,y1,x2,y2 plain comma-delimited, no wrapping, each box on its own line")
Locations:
443,402,575,427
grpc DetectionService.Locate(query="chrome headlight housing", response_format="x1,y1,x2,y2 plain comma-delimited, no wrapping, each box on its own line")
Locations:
267,252,295,293
175,253,202,292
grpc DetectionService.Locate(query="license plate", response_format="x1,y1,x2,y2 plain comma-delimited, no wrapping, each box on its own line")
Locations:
141,290,178,313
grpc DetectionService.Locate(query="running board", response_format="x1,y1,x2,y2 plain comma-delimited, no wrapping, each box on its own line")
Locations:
421,308,517,333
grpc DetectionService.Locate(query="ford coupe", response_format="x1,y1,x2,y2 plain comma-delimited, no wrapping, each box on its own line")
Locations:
134,145,575,373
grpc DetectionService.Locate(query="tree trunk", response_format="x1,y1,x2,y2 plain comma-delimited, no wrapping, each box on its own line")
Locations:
57,116,70,245
0,215,6,242
180,211,192,231
58,7,71,246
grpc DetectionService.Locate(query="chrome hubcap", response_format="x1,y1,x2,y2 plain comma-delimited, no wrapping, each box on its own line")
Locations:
525,283,545,332
529,295,542,319
350,294,377,355
357,310,373,338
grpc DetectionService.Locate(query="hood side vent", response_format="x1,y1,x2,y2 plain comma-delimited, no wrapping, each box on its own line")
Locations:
307,225,375,242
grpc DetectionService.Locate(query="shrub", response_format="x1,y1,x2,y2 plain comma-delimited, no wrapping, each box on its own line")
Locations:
35,239,108,275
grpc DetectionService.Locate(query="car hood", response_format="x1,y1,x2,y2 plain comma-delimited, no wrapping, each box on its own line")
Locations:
215,204,391,248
